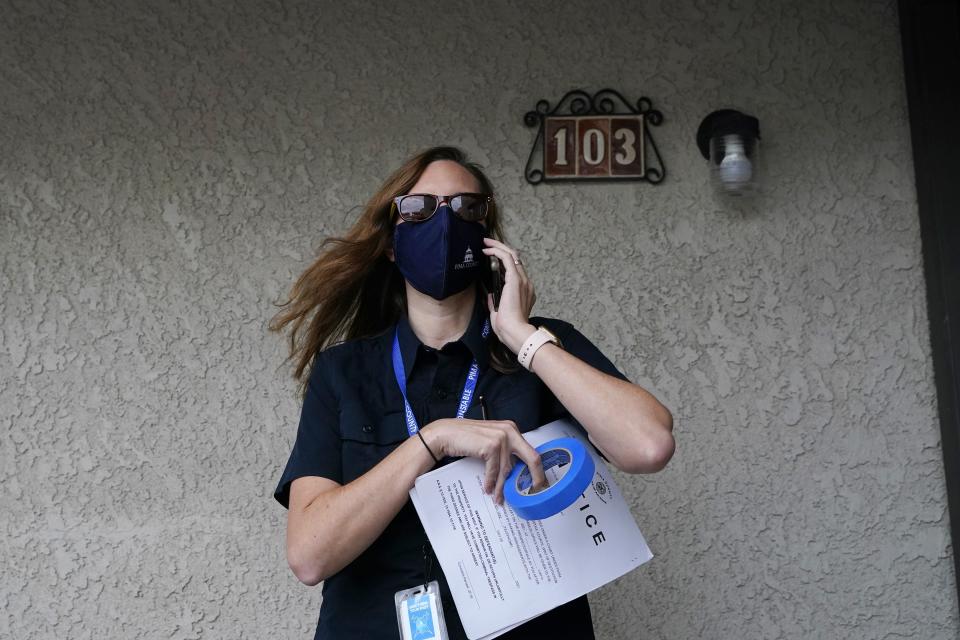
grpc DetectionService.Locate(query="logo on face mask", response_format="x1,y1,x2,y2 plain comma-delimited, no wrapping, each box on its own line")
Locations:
455,247,477,270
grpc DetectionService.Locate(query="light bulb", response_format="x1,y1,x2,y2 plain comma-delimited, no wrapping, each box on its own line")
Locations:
717,135,753,191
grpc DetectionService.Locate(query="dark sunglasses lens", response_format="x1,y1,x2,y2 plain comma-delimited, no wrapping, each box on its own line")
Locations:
451,194,488,221
399,195,437,221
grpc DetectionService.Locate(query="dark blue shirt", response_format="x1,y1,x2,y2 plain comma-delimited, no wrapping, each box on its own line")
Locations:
273,289,630,639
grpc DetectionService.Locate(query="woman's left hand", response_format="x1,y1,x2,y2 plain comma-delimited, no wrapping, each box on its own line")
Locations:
482,237,537,353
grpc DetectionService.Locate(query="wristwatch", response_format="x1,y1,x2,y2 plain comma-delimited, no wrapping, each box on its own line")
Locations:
518,325,563,370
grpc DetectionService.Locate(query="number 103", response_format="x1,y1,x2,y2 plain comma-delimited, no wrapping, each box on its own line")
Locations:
544,115,646,179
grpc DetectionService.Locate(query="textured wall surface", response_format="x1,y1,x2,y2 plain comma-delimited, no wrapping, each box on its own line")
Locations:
2,0,956,638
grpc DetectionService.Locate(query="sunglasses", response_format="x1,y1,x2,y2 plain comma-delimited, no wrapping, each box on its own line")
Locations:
391,192,494,223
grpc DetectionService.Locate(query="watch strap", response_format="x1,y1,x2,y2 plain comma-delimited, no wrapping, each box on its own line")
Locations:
518,327,558,370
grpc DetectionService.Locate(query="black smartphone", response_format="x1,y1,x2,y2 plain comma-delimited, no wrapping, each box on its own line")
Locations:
483,255,503,310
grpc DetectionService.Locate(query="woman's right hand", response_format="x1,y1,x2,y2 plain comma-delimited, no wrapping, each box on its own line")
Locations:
421,418,547,506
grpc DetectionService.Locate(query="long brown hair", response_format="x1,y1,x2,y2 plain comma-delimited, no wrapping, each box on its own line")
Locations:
269,145,521,398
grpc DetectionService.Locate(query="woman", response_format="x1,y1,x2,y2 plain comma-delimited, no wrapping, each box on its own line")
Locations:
270,145,675,639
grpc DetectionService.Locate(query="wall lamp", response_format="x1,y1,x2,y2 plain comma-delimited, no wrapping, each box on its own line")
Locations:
696,109,761,196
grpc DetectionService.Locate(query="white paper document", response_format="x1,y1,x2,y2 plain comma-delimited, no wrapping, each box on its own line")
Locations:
409,419,653,640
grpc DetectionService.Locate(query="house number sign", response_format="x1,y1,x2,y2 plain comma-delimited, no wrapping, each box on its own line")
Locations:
524,89,666,185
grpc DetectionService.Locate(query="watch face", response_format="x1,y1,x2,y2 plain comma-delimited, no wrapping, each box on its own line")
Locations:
538,326,563,348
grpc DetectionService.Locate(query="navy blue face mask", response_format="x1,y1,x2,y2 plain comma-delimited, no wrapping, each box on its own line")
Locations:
392,204,486,300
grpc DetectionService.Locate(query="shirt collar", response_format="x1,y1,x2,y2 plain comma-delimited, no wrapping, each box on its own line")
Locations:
394,287,490,380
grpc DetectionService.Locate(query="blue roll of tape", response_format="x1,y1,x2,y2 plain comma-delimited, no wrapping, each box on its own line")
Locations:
503,437,596,520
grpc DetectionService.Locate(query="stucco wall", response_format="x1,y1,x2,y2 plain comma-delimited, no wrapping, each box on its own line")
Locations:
2,0,956,638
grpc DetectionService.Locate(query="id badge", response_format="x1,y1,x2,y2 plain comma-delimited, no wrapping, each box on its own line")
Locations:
395,580,448,640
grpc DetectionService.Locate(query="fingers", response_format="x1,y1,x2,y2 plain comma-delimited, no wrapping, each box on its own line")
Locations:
444,418,545,503
507,429,547,492
493,433,512,506
487,420,546,502
482,450,500,495
482,236,521,265
479,423,509,497
482,240,527,285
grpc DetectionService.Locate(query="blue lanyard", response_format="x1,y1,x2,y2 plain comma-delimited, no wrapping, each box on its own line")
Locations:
392,317,491,436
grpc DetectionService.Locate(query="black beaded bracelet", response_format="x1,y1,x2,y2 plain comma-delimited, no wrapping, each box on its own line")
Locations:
417,430,440,464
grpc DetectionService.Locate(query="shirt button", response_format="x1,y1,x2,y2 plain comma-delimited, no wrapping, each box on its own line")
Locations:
362,424,373,433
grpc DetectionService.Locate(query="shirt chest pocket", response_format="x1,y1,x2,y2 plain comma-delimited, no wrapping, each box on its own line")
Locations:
484,376,545,434
338,402,410,484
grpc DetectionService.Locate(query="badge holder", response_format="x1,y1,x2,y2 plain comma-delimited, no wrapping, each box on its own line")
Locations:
395,543,448,640
395,581,448,640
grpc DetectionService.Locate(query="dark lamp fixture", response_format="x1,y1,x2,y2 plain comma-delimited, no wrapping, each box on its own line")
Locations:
696,109,761,196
